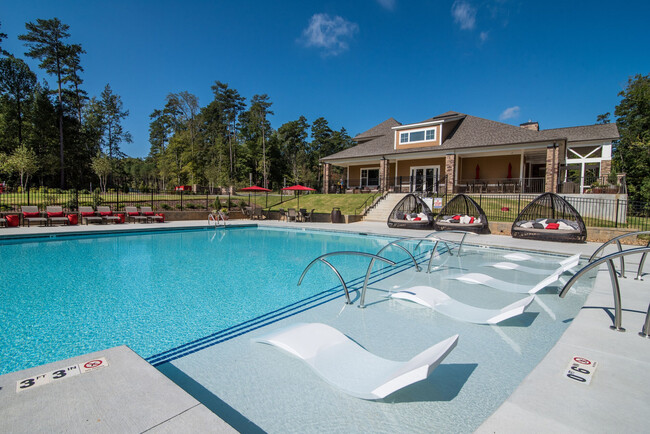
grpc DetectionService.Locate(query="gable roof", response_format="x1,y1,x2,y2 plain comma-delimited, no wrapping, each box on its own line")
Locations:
354,117,401,140
322,111,620,162
542,123,619,142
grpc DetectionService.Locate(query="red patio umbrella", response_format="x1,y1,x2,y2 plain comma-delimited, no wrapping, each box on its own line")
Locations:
282,184,316,209
239,185,271,208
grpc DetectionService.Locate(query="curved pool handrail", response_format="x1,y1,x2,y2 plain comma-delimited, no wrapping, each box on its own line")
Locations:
559,247,650,334
588,230,650,279
298,252,396,305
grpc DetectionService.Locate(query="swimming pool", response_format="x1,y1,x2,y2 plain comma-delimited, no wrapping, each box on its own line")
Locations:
0,226,595,432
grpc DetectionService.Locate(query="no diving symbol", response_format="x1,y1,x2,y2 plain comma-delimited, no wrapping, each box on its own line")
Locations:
83,360,103,369
573,357,591,365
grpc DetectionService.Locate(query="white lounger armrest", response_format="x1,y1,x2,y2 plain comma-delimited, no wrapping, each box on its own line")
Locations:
253,322,458,400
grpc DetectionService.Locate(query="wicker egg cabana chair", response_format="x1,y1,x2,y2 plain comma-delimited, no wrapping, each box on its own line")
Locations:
511,192,587,242
433,194,489,234
387,194,434,229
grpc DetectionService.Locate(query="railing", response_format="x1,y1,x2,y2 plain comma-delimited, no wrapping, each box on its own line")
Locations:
353,190,386,216
298,252,396,304
559,247,650,336
589,231,650,279
455,177,545,194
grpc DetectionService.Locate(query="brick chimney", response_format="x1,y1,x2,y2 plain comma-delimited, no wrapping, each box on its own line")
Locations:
520,120,539,131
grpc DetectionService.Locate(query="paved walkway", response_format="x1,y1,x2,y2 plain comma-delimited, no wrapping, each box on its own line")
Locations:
1,219,648,432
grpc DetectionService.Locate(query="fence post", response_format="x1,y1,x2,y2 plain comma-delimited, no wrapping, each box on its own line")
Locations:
117,188,120,211
180,190,184,211
151,189,154,209
517,194,521,214
206,190,209,211
228,191,231,211
27,185,30,206
479,194,482,207
75,189,79,211
615,198,619,228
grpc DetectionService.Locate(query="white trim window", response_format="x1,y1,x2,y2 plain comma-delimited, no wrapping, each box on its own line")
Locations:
399,128,437,144
360,168,380,187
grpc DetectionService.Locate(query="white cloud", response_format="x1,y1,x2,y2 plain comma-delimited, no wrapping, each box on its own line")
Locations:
479,31,489,43
451,1,477,30
300,14,359,56
499,106,521,121
376,0,396,10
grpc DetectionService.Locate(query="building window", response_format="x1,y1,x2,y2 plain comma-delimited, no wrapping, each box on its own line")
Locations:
399,128,437,144
361,168,379,186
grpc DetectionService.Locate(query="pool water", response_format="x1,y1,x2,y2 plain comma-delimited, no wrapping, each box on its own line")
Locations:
0,227,595,432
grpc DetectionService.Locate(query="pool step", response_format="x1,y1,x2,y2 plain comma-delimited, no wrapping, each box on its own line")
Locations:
364,193,408,222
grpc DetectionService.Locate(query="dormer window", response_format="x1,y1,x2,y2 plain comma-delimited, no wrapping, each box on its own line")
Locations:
399,128,437,144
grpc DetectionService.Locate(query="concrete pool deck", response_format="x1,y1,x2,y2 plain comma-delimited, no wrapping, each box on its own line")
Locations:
0,219,648,432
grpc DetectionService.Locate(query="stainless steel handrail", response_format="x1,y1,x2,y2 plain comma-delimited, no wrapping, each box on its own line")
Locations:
298,252,396,304
559,247,650,335
358,237,456,308
208,213,217,226
589,231,650,279
419,230,476,256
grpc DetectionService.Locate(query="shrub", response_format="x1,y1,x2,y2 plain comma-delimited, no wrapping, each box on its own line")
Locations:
175,203,182,210
186,202,199,209
239,199,247,209
92,188,103,207
212,197,221,210
161,203,172,210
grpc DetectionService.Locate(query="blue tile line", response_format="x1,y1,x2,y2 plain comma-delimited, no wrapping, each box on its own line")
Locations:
146,251,424,365
147,249,435,366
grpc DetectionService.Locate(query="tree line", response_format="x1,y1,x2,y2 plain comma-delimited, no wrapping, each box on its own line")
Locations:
0,18,353,193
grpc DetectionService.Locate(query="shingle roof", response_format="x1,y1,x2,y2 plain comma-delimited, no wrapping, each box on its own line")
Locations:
542,123,619,142
354,117,401,140
322,112,620,162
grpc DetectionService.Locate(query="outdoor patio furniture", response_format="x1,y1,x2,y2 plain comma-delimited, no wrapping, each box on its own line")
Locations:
21,206,48,227
387,194,434,229
302,209,315,222
287,208,298,222
96,206,121,224
278,208,287,221
45,206,70,226
140,206,163,223
253,322,458,400
78,206,103,225
511,192,587,242
251,207,263,220
433,194,489,234
0,215,6,228
124,206,148,224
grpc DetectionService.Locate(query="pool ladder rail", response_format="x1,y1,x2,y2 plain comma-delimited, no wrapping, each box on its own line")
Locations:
297,236,456,308
208,211,227,227
560,246,650,338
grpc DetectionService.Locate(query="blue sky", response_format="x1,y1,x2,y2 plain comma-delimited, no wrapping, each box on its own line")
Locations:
3,1,649,158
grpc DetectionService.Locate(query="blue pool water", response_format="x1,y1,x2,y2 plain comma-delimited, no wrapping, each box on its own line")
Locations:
0,226,595,432
0,227,399,375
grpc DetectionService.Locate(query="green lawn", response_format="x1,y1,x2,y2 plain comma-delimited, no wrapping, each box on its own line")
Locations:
264,193,377,215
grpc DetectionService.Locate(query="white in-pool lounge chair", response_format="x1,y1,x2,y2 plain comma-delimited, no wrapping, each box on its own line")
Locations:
390,286,534,324
503,252,581,270
484,254,580,275
253,322,458,400
447,270,562,294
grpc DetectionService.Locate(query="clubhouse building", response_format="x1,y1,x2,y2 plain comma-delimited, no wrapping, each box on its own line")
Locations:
321,111,619,195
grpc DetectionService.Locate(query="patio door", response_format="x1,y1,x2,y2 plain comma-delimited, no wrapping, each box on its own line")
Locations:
410,166,439,193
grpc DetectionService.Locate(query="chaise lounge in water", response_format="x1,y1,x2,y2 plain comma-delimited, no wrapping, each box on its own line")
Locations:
448,254,580,294
390,286,534,324
253,322,458,400
484,253,580,275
